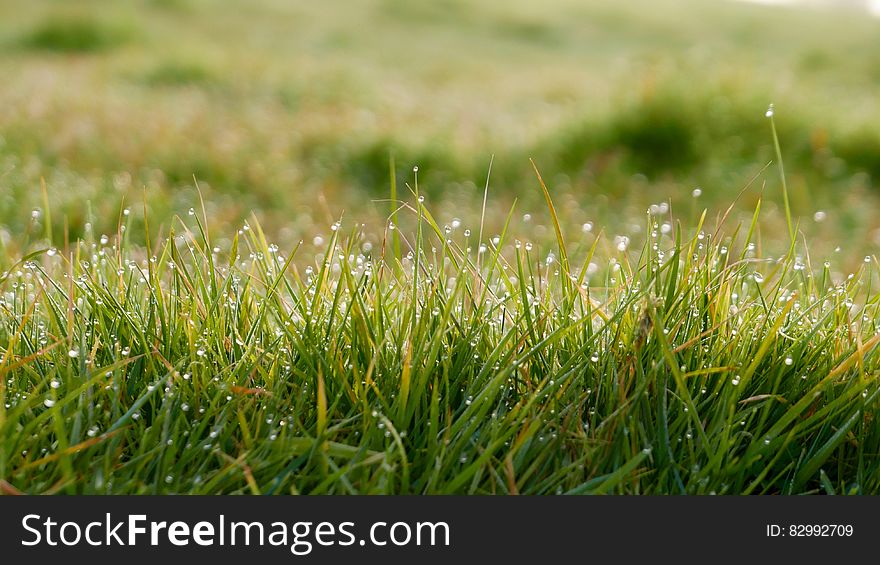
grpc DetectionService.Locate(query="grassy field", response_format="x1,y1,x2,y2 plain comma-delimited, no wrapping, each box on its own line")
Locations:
2,0,880,493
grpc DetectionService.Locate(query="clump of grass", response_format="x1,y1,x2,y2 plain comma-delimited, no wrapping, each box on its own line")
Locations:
493,18,564,46
142,60,219,88
22,15,134,53
837,127,880,182
378,0,470,25
149,0,195,11
604,88,702,172
542,76,823,184
310,138,464,198
1,164,879,494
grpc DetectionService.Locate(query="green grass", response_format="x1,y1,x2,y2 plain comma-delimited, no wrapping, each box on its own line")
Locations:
21,15,135,53
2,155,880,494
141,60,220,88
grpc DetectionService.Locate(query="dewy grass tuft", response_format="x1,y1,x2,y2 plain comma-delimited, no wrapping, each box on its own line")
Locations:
1,154,880,494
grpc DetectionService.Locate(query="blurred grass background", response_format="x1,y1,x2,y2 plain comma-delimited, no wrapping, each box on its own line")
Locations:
0,0,879,263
